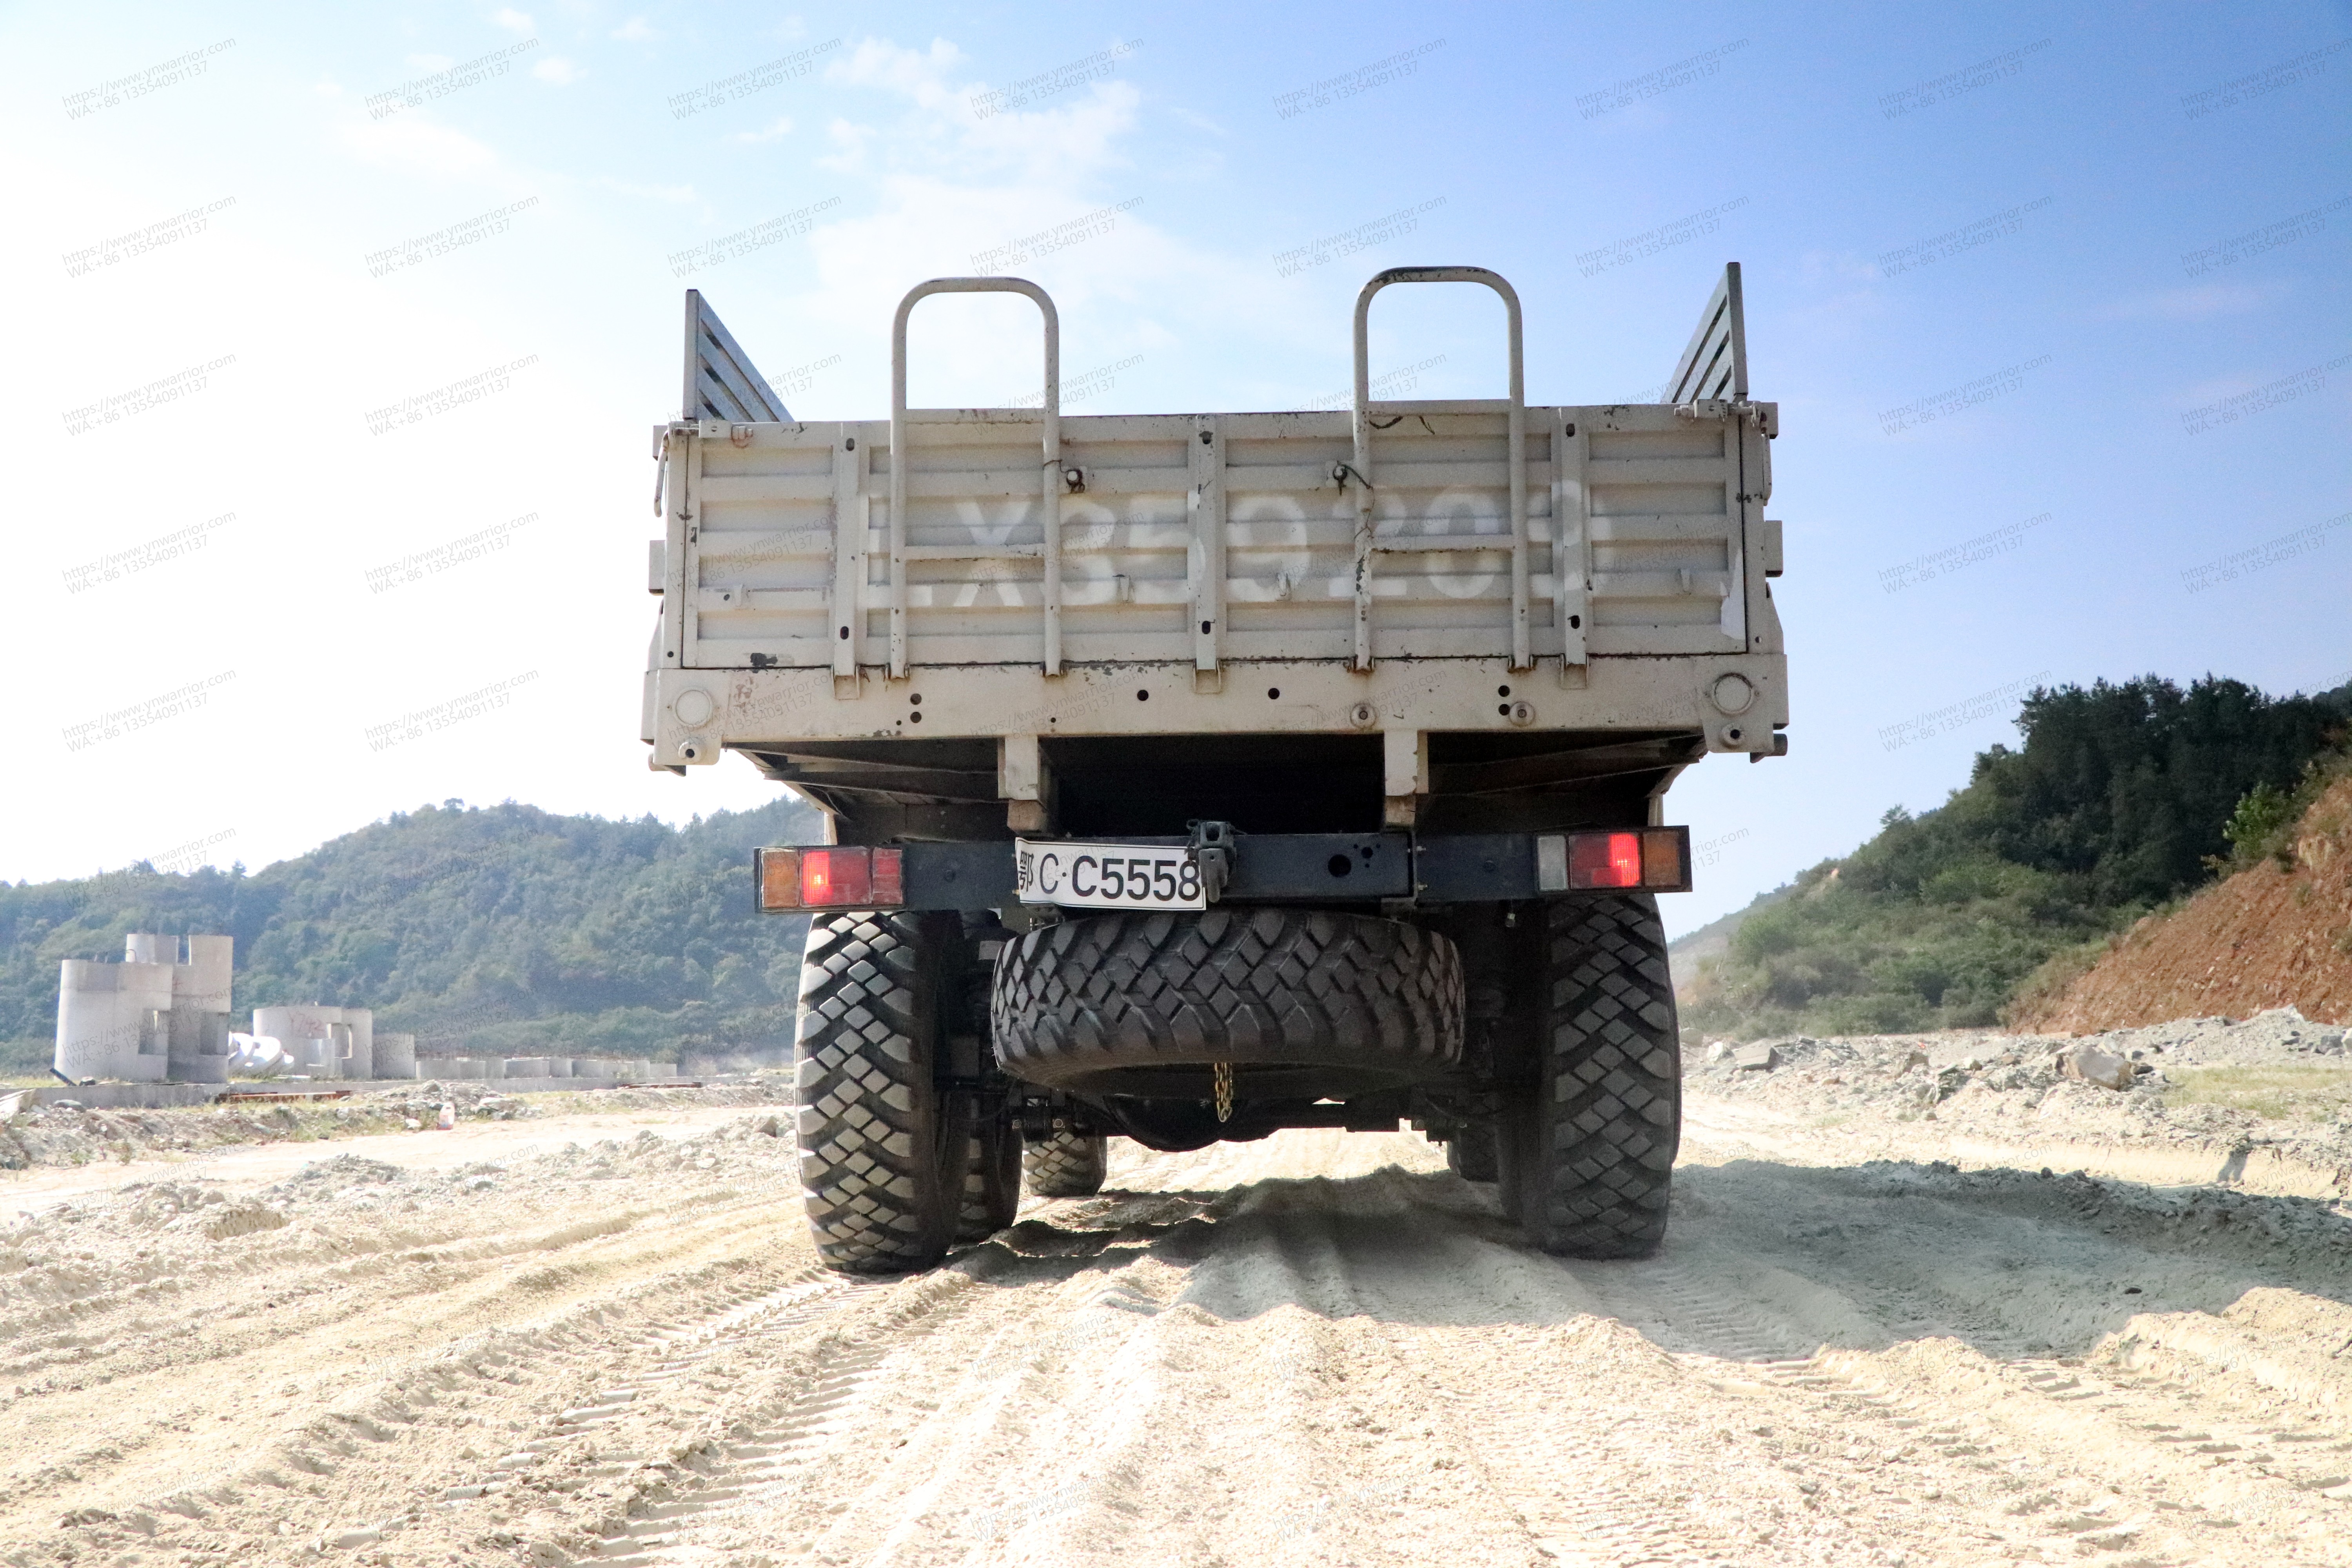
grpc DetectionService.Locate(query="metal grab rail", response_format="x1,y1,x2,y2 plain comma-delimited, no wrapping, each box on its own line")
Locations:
889,278,1064,678
1350,266,1530,672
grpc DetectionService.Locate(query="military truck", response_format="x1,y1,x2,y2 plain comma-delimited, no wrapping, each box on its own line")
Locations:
641,263,1785,1271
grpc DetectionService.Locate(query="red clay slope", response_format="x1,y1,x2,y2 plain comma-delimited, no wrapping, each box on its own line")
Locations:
2013,775,2352,1032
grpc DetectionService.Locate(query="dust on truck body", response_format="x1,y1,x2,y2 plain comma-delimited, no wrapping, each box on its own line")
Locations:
642,264,1787,1272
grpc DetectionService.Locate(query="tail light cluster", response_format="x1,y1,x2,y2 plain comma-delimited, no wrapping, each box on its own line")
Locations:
1536,828,1690,893
756,846,905,912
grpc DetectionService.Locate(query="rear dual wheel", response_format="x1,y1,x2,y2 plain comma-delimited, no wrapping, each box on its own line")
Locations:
795,911,1021,1273
1496,894,1682,1259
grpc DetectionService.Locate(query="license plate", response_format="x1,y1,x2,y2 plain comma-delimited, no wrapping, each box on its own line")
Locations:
1013,840,1205,910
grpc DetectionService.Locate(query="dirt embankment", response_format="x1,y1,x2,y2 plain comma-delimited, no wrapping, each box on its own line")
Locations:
2017,775,2352,1033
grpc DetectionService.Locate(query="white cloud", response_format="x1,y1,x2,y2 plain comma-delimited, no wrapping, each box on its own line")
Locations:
822,37,1136,187
338,116,501,178
600,177,698,203
612,17,662,42
828,36,966,114
780,36,1307,414
534,56,586,85
405,53,455,72
734,117,794,144
818,117,878,172
491,8,534,34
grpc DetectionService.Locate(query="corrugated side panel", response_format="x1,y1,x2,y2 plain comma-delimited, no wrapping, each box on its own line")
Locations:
687,431,839,661
1222,410,1556,663
1581,406,1746,657
679,406,1744,668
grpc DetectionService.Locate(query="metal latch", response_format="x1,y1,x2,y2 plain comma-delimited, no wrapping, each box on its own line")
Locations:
1186,820,1237,903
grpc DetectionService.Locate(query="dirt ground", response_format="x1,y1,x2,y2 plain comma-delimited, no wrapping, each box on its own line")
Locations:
5,1038,2352,1568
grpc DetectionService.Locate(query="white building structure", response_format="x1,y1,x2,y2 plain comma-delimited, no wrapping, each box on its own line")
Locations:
55,934,233,1083
250,1005,376,1079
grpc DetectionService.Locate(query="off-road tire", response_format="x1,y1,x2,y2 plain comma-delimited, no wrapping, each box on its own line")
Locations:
1500,895,1681,1259
794,911,962,1274
992,908,1462,1087
956,1118,1023,1241
1022,1129,1107,1198
1447,1123,1499,1183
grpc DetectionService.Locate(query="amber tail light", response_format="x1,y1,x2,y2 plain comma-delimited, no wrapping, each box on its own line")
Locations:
755,846,906,911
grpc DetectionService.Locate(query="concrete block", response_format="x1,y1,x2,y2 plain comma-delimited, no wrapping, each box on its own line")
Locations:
343,1009,374,1081
503,1058,552,1079
1732,1043,1779,1072
375,1033,418,1080
167,1009,231,1083
179,936,233,1012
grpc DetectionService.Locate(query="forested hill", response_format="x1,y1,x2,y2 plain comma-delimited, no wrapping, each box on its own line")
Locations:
0,795,821,1073
1685,675,2352,1040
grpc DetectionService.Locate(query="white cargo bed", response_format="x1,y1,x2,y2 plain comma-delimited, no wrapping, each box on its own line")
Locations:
646,267,1784,774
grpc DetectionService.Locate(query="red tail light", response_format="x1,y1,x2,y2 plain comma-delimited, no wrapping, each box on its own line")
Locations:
1570,831,1644,889
1537,827,1693,894
755,846,905,911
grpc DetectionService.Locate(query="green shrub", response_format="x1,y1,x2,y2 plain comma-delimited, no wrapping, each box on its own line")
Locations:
1688,674,2349,1040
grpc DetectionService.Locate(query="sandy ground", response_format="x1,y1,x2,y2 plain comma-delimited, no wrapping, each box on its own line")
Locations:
0,1106,762,1217
6,1058,2352,1566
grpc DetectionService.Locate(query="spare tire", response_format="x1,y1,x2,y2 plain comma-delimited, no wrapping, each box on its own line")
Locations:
1022,1129,1107,1197
992,907,1461,1097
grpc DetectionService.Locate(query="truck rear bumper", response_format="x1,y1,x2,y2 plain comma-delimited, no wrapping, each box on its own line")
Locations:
756,828,1692,912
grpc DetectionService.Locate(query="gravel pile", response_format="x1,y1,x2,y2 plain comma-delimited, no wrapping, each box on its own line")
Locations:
1689,1006,2352,1185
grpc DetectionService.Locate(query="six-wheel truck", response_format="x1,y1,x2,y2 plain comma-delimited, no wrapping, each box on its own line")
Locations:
641,264,1786,1272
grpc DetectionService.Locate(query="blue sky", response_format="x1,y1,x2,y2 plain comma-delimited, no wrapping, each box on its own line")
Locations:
2,0,2347,936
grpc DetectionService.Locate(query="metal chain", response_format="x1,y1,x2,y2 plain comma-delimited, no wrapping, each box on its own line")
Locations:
1212,1061,1232,1123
